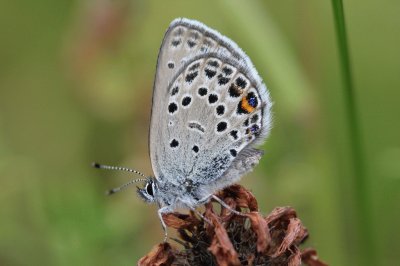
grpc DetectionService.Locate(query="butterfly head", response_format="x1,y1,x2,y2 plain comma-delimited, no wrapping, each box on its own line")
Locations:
92,162,161,203
137,178,158,203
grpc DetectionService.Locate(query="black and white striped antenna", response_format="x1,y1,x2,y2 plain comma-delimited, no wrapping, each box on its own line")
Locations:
92,162,148,195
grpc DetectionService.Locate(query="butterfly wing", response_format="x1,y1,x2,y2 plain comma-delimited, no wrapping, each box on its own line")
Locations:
149,19,272,190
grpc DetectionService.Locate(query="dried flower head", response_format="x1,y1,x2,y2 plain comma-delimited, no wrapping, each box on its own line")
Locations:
138,184,327,266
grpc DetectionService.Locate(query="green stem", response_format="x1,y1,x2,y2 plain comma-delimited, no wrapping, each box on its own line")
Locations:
331,1,375,265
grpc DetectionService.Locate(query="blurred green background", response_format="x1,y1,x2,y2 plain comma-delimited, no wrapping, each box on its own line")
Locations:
1,0,399,265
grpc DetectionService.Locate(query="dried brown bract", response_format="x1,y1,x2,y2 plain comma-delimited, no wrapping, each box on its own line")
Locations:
138,184,327,266
138,242,175,266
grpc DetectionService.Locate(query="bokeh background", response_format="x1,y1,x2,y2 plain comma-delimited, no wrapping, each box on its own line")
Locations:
1,0,399,265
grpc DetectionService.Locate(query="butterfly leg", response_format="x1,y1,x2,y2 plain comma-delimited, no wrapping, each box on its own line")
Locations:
197,194,212,205
157,206,171,242
187,205,212,225
211,195,246,216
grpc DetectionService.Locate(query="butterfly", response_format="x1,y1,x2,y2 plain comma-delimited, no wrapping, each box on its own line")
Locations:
94,18,272,240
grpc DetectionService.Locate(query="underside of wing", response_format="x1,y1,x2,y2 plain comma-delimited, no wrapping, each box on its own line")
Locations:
150,52,271,187
149,19,272,188
150,18,252,171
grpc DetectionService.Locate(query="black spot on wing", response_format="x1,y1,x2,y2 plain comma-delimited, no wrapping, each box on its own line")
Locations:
188,122,205,133
208,94,218,104
185,71,198,83
217,121,227,132
207,60,219,67
251,114,259,123
216,105,225,116
236,77,247,88
222,67,233,75
170,139,179,148
230,130,239,140
198,87,208,96
187,40,197,48
205,68,216,79
217,74,230,85
228,84,242,98
171,86,179,96
182,96,192,106
168,103,178,114
171,39,181,47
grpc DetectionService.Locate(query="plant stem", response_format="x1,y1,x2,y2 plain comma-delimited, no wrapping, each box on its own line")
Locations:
330,1,375,265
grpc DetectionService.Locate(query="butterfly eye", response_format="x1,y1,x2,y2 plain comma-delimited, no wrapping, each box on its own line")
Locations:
146,182,154,196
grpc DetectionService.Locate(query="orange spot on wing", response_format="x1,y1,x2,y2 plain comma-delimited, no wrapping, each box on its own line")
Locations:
241,98,255,113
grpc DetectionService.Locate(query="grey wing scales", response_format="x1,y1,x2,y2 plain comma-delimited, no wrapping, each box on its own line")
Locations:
151,53,271,190
150,18,254,178
150,18,272,192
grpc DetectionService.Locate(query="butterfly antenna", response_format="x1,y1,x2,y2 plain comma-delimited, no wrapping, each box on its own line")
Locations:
105,178,147,195
92,162,148,195
92,162,147,178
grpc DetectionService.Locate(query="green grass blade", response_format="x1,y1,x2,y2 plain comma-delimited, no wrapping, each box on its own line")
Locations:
331,1,376,265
